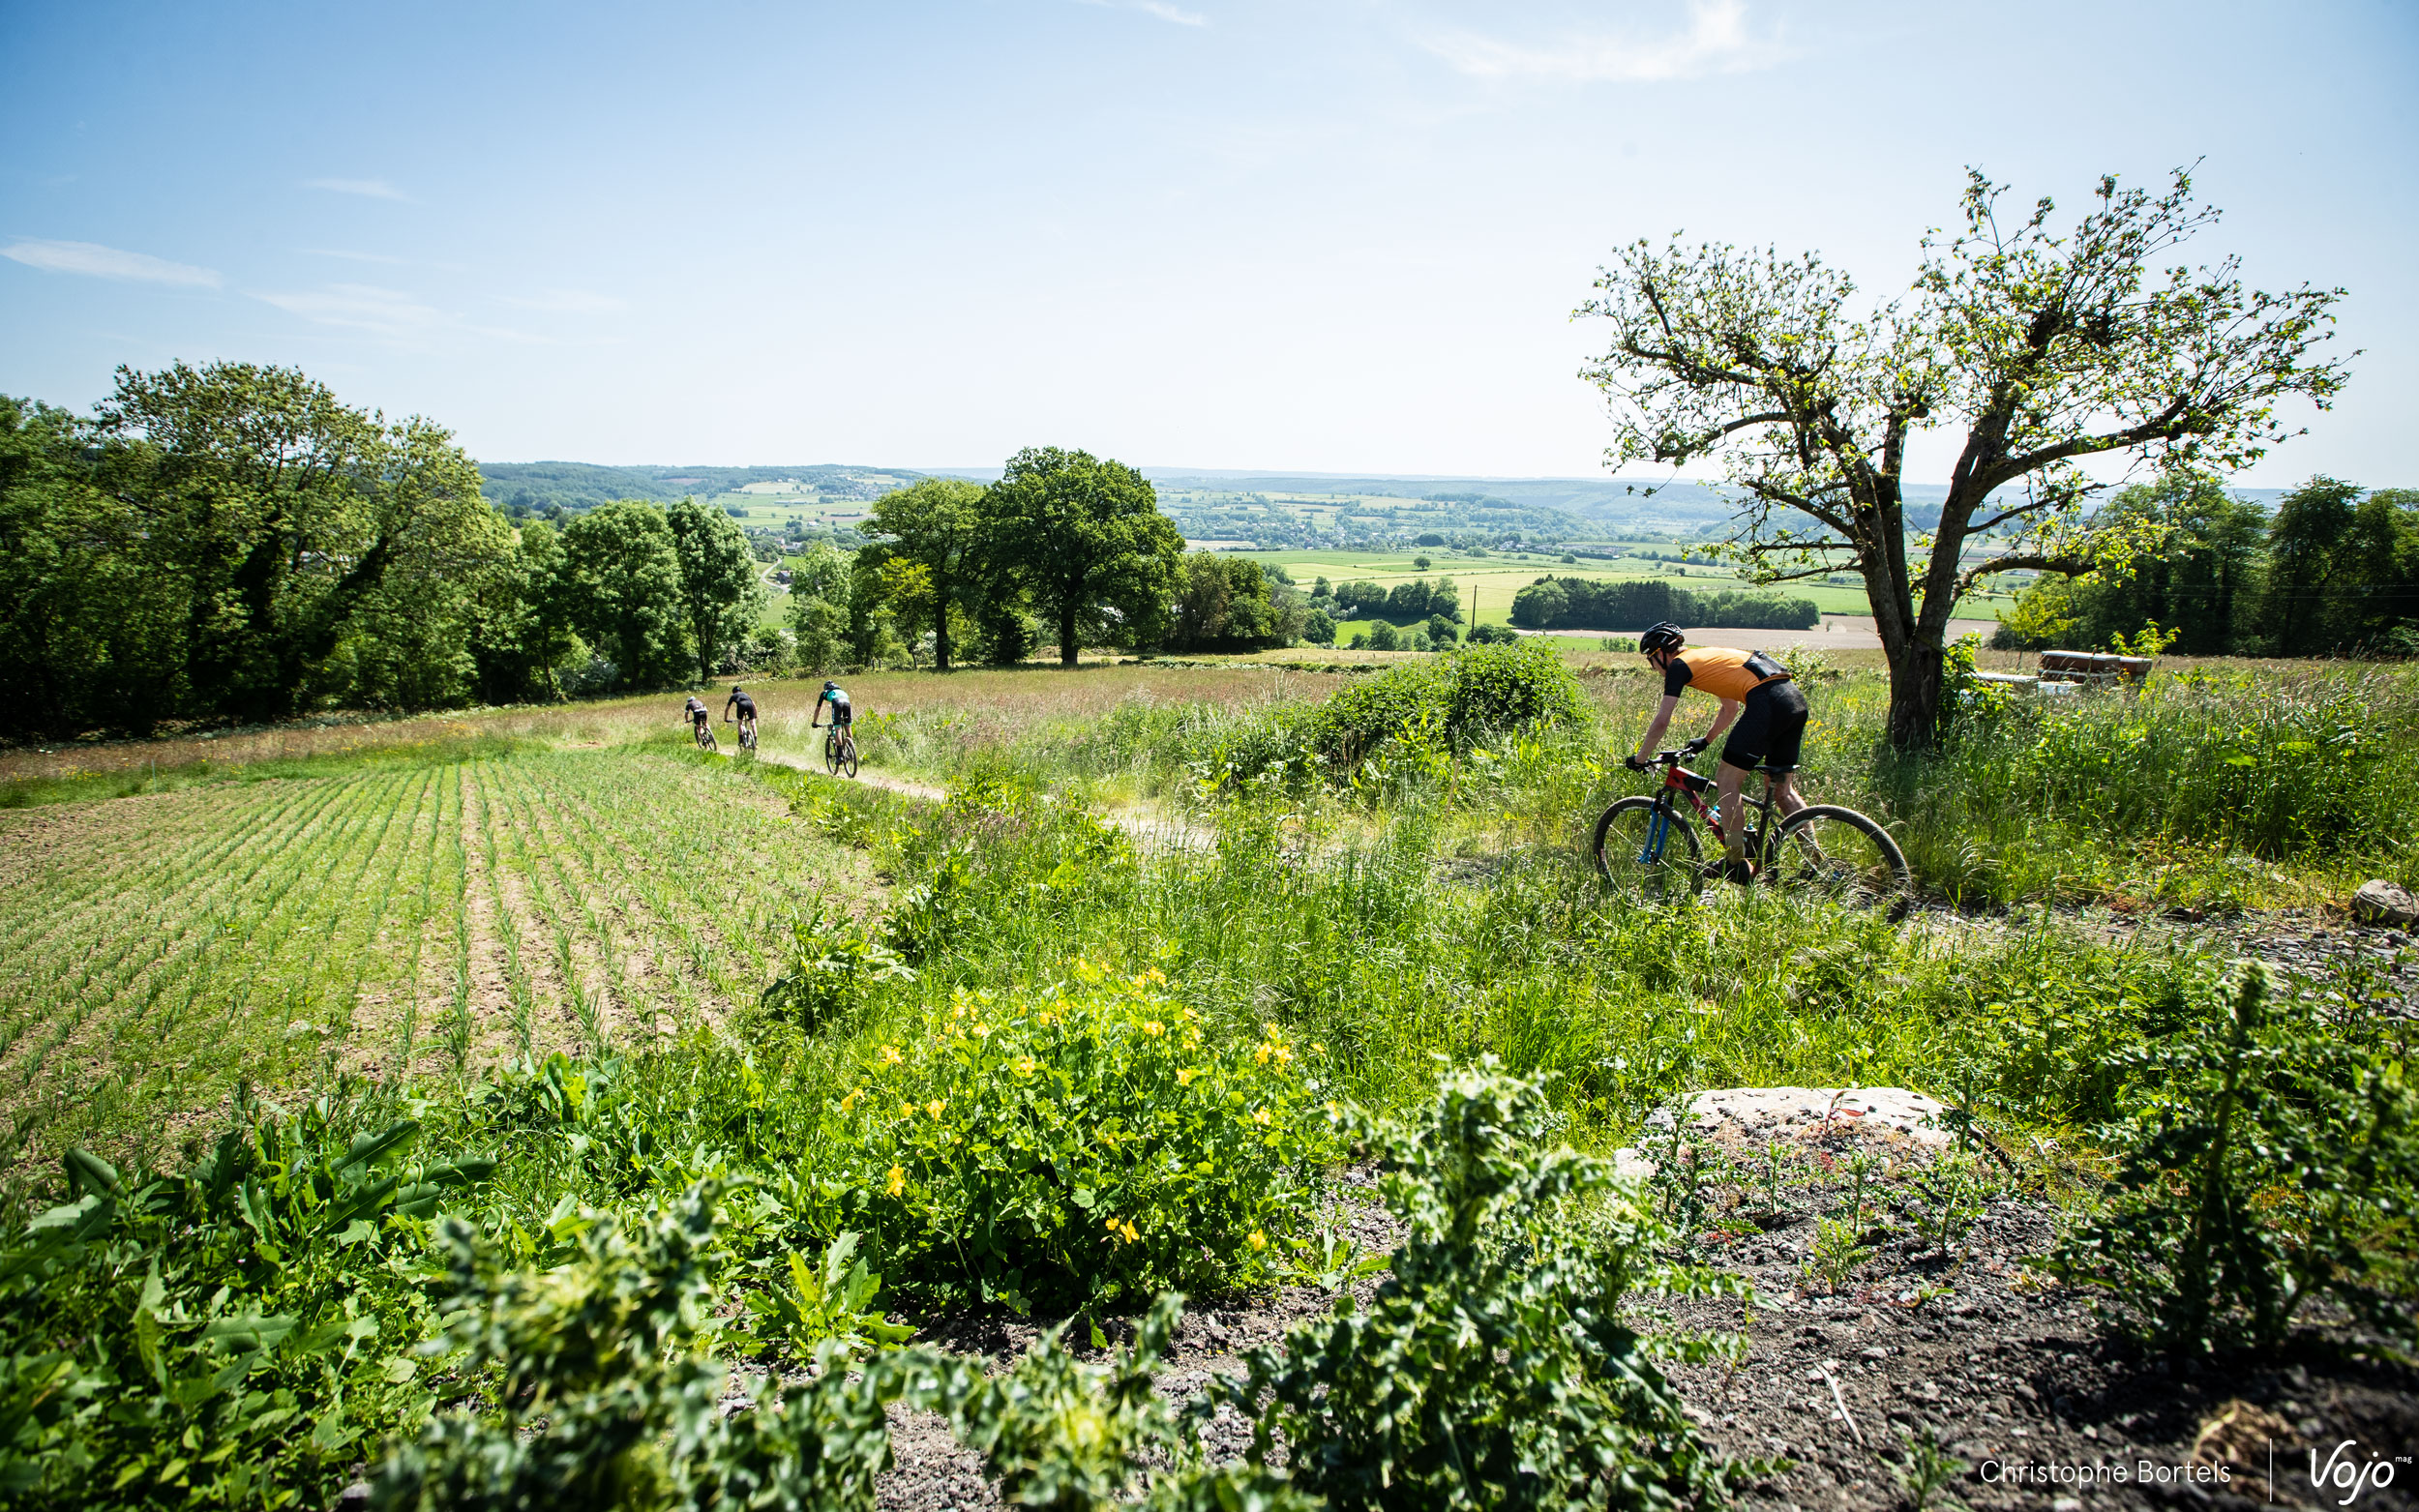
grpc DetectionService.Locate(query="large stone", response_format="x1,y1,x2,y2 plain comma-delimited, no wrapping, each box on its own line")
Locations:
2350,878,2418,926
1613,1085,1956,1176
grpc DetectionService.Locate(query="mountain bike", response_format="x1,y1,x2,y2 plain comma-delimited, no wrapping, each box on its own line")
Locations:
1594,751,1910,911
821,725,858,779
692,719,718,753
728,715,757,752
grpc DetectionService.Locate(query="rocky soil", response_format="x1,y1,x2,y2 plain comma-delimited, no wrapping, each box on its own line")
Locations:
868,916,2417,1511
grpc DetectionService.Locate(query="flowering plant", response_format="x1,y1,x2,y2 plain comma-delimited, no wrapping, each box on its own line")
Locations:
821,962,1339,1311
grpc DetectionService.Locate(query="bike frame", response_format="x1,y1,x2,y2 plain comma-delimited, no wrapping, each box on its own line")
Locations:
1634,758,1780,865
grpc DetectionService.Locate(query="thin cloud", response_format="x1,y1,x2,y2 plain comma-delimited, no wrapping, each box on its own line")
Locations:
1076,0,1207,26
305,177,413,201
1425,0,1782,82
302,247,412,266
254,282,547,345
0,238,222,287
496,288,626,314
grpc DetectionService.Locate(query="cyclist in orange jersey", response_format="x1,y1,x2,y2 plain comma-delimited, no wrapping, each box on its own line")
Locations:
1625,621,1809,882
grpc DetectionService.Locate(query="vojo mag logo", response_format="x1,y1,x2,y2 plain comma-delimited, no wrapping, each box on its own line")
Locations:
2290,1439,2405,1507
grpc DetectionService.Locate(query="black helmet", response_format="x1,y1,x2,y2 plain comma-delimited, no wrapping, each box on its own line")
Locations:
1639,622,1687,654
823,680,840,691
731,685,743,693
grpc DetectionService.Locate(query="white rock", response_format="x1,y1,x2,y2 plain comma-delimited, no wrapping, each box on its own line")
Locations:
2350,878,2417,926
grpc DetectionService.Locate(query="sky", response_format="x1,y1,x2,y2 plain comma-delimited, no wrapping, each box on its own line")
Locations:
2,0,2413,487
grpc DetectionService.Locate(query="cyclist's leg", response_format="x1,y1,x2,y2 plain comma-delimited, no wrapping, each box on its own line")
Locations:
1763,684,1811,819
1713,760,1750,867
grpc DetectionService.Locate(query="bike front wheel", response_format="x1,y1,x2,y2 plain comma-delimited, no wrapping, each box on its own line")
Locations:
1593,796,1704,900
1765,805,1911,911
822,732,841,774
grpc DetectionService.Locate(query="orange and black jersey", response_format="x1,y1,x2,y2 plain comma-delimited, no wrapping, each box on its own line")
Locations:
1662,647,1792,702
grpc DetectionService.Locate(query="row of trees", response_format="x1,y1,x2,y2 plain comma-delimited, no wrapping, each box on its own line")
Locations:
1994,473,2419,657
776,451,1196,672
1323,577,1464,624
1508,576,1820,632
0,365,771,736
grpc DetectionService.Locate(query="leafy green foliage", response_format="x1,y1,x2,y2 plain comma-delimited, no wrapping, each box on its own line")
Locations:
372,1184,921,1512
2050,964,2419,1354
732,1232,917,1361
759,899,916,1033
1207,1065,1743,1511
934,1294,1311,1512
665,498,769,681
0,1097,493,1508
825,970,1338,1312
977,447,1185,666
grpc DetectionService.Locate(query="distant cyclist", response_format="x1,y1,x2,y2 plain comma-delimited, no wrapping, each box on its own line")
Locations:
724,684,758,745
680,695,711,746
810,679,852,736
1626,621,1807,882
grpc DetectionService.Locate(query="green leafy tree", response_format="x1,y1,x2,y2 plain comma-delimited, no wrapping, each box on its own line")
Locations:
866,478,983,670
558,501,694,689
666,498,767,681
976,448,1183,667
1580,167,2348,746
2263,475,2363,655
0,398,187,734
88,362,509,724
786,541,854,673
2000,471,2268,655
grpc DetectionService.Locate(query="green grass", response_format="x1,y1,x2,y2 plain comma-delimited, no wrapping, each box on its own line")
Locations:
0,739,862,1199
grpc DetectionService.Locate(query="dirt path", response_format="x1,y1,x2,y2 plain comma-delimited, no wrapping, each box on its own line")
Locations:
745,749,1215,852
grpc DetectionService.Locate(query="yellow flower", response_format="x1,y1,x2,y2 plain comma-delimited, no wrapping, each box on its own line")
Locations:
1142,1020,1164,1037
1254,1045,1272,1066
1104,1216,1141,1245
1252,1108,1272,1127
971,1022,990,1037
902,1101,917,1119
1176,1068,1199,1086
1012,1055,1038,1078
884,1165,905,1197
1145,967,1169,986
926,1099,945,1119
838,1088,861,1113
1308,1042,1326,1057
1246,1230,1268,1252
880,1044,904,1066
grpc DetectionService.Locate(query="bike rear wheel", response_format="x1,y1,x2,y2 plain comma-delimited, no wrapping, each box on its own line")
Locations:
696,726,716,752
1765,805,1911,911
1593,796,1704,900
839,733,859,779
740,726,756,751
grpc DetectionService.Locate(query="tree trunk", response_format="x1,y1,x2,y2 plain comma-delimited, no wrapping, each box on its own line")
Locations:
934,566,952,672
1059,603,1079,667
1884,636,1945,751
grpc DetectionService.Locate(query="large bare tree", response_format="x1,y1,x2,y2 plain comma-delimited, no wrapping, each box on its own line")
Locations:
1577,168,2348,748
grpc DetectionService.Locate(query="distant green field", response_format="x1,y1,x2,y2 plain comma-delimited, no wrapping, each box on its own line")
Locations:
1238,548,2013,624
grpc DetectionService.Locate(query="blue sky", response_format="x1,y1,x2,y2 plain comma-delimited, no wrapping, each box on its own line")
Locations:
3,0,2412,485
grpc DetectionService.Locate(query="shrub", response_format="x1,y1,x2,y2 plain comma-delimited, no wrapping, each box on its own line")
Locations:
1204,1065,1745,1510
0,1098,493,1508
1441,637,1589,746
1466,622,1518,645
2049,964,2419,1354
934,1295,1311,1512
821,968,1340,1312
373,1185,925,1512
759,899,916,1033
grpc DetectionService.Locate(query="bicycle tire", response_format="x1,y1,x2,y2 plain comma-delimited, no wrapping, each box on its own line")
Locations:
696,727,717,753
822,731,841,775
1593,796,1704,900
740,726,756,751
1766,804,1911,911
840,735,858,779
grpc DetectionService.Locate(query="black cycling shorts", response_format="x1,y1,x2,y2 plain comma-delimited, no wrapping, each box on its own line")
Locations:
828,703,852,726
1720,680,1808,773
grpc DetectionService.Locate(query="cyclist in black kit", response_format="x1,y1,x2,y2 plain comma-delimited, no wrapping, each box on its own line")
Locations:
725,685,758,746
681,695,711,746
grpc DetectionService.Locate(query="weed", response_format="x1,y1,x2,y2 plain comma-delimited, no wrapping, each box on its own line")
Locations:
1892,1428,1968,1512
732,1231,917,1361
1206,1064,1747,1510
1907,1151,1987,1254
1803,1216,1878,1295
2050,963,2419,1354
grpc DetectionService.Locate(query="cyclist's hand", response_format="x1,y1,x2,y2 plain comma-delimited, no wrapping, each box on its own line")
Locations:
1624,753,1651,772
1680,736,1710,757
